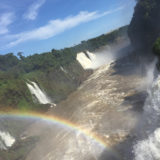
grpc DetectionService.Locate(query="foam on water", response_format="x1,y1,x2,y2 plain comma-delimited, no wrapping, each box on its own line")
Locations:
133,75,160,160
134,128,160,160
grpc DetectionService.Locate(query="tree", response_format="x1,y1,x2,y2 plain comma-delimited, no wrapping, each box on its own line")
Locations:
17,52,25,60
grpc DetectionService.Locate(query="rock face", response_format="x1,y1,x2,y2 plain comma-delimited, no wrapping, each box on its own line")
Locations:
128,0,160,51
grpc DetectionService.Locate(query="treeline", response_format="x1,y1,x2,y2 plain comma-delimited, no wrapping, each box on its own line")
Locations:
0,25,128,75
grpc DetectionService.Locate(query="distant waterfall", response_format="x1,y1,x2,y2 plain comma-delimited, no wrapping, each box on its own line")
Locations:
0,131,15,150
26,81,52,104
60,66,68,74
76,51,95,69
76,50,114,70
133,76,160,160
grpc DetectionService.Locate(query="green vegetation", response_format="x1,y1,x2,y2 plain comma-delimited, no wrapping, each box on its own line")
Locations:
153,37,160,56
0,26,128,111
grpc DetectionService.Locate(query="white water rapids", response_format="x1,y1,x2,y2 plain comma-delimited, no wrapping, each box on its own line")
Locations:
0,131,15,150
133,75,160,160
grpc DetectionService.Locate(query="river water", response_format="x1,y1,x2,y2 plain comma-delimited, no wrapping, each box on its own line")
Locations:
0,44,159,160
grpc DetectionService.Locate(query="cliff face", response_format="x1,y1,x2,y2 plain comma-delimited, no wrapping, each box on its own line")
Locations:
128,0,160,52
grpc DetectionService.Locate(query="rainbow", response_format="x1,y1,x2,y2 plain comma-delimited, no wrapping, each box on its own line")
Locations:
0,110,120,159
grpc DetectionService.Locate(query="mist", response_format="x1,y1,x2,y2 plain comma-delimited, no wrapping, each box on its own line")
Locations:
76,40,131,70
133,72,160,160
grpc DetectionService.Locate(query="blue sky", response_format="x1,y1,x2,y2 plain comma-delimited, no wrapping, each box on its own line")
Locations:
0,0,136,56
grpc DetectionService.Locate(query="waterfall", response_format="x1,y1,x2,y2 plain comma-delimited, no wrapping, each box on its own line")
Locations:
76,42,130,70
76,52,93,69
0,131,15,150
86,51,97,61
27,81,53,105
133,76,160,160
60,66,68,74
76,50,108,70
76,49,117,70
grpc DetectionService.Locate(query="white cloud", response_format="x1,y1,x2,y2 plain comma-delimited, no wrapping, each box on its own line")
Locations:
24,0,46,20
0,12,14,35
7,7,125,47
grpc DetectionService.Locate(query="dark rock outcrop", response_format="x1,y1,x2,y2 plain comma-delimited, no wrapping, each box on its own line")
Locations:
128,0,160,52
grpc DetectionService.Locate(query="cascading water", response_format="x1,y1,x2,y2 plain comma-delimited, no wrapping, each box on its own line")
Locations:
76,51,93,69
60,66,68,74
133,75,160,160
26,81,56,107
0,131,15,150
76,42,130,70
76,50,110,70
26,81,51,104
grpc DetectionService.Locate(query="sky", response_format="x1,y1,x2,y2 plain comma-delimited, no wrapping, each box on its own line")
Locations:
0,0,136,56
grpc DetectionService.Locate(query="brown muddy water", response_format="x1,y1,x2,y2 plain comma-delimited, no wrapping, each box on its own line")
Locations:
0,52,151,160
